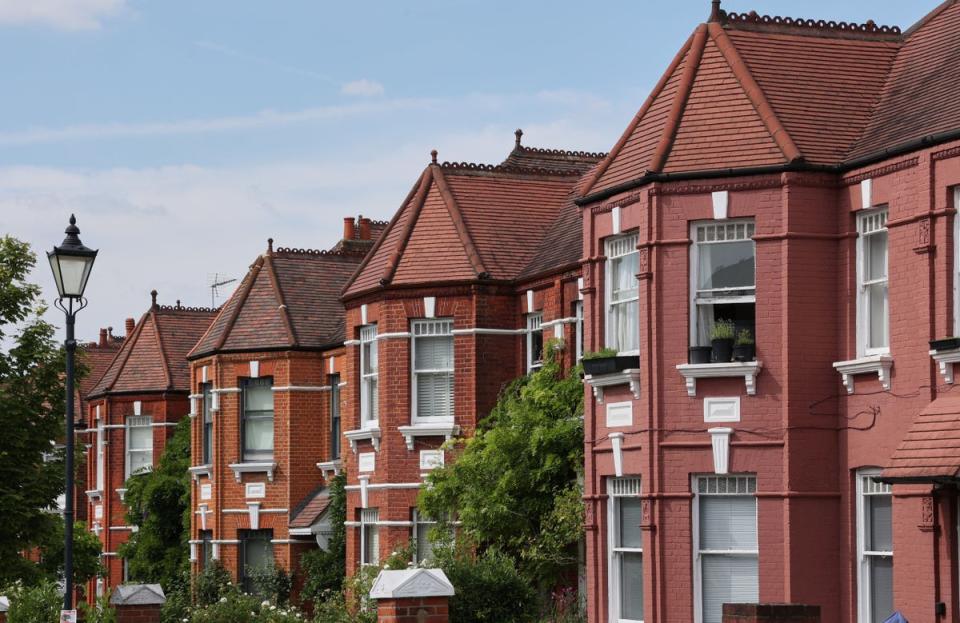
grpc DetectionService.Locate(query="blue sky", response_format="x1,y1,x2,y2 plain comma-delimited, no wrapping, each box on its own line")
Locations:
0,0,931,340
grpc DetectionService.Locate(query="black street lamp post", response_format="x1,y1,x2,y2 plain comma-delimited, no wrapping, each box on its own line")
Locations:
48,215,97,612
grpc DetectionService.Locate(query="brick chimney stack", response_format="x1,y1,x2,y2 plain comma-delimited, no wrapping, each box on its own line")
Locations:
99,328,108,347
343,217,356,241
358,216,372,241
125,318,135,335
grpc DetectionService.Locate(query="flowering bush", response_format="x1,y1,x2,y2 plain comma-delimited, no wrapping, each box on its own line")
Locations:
1,580,62,623
185,594,306,623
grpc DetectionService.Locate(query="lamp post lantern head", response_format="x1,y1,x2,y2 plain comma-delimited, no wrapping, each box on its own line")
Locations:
48,214,97,300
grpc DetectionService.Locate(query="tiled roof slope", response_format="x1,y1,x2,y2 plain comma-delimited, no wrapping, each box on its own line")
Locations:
89,295,216,397
189,243,371,359
882,394,960,481
290,485,330,529
343,141,604,298
75,331,125,419
849,0,960,159
581,3,936,198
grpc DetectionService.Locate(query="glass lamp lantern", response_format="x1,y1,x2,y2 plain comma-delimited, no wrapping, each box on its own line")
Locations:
48,214,97,300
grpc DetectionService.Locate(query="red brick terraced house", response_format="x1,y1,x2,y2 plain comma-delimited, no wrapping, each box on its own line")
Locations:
83,293,216,601
338,133,604,576
577,2,960,623
183,219,382,593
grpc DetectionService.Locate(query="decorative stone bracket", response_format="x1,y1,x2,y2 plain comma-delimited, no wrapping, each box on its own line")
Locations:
676,362,762,397
397,423,460,451
832,354,893,394
227,461,276,483
585,370,641,404
931,348,960,385
345,427,382,453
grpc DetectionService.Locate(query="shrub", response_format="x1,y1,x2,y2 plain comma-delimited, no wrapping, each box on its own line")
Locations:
246,564,293,606
432,546,538,623
194,560,234,606
79,593,118,623
2,580,61,623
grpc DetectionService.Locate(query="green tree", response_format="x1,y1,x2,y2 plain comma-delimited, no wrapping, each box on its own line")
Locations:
119,416,191,586
419,348,584,586
0,235,101,586
38,520,105,586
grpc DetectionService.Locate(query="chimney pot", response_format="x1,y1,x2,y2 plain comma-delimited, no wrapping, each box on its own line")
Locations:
358,216,372,241
107,326,114,340
343,217,356,240
99,328,107,347
125,318,135,335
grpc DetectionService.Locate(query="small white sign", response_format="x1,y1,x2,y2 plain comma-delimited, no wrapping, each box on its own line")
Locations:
704,397,741,423
94,504,103,520
249,360,260,378
60,610,78,623
358,452,376,473
420,450,444,470
245,482,266,499
606,401,633,428
200,484,213,500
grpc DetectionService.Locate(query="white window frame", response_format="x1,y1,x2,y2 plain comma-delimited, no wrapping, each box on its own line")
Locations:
605,233,640,355
411,319,455,424
857,209,889,357
607,477,643,623
360,508,379,566
527,312,544,372
95,419,105,491
412,508,436,565
575,300,584,362
689,220,756,347
360,324,379,429
125,415,153,479
856,468,893,623
954,189,960,336
692,474,758,623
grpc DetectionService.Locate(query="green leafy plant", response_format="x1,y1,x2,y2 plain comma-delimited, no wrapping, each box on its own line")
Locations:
2,580,62,623
581,347,617,360
193,560,235,606
79,592,118,623
432,545,538,623
247,564,293,606
735,328,755,346
299,473,347,606
710,319,735,341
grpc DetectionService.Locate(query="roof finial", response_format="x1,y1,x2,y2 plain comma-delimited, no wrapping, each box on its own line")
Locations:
709,0,722,22
150,289,158,309
430,149,438,164
267,238,274,254
176,299,181,309
515,128,523,147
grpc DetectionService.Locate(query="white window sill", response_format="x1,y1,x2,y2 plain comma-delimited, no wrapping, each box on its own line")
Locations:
930,347,960,384
344,427,382,453
316,459,342,478
832,354,892,394
188,464,213,482
227,461,277,483
397,423,461,451
115,488,127,503
584,369,641,404
85,489,103,501
675,361,762,397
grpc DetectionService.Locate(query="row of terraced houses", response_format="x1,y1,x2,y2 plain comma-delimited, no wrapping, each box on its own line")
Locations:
69,2,960,622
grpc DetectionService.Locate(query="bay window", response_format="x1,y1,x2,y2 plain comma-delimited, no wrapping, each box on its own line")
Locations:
411,319,454,422
360,508,380,566
605,233,640,354
608,477,643,623
360,325,379,428
125,415,153,478
241,377,274,462
858,210,889,356
691,221,756,349
201,382,213,465
694,475,758,623
857,469,893,623
527,313,544,372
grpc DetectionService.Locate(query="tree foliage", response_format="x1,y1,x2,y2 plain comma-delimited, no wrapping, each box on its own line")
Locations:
0,235,101,586
419,348,584,585
119,416,191,586
300,473,347,605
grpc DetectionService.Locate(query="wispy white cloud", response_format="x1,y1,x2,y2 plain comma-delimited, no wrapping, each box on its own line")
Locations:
341,79,385,97
0,0,126,31
194,40,335,83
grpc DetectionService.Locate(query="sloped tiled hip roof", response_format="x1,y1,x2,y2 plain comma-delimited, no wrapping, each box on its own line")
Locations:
881,394,960,482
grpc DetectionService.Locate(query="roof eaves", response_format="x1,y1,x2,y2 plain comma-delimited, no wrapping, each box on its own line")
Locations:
430,165,489,278
578,29,696,196
381,166,435,287
708,21,803,164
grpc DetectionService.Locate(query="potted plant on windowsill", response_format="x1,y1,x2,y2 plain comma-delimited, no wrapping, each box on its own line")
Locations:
710,319,735,363
582,348,640,376
688,345,712,365
930,337,960,352
733,328,755,362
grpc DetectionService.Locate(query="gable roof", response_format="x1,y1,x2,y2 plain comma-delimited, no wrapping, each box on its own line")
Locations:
75,330,125,419
343,140,604,298
189,242,371,359
88,294,216,398
579,2,960,201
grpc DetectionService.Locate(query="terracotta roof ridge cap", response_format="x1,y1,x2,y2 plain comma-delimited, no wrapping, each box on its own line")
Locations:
157,303,219,313
708,22,804,163
379,167,434,287
721,9,901,39
578,29,696,197
150,310,174,390
649,23,709,173
438,161,584,177
514,144,608,159
263,254,298,348
431,165,489,278
274,246,367,259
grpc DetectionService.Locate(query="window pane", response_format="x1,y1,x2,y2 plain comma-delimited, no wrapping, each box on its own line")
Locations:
612,252,639,301
698,241,755,291
363,340,378,374
619,552,644,620
866,231,888,282
417,373,453,419
129,450,152,475
416,522,434,563
868,496,892,552
245,417,274,452
366,378,378,421
700,497,758,550
869,556,894,623
416,335,453,370
701,555,759,623
203,385,213,424
129,425,152,450
531,330,544,366
244,381,274,412
618,498,643,549
867,283,888,350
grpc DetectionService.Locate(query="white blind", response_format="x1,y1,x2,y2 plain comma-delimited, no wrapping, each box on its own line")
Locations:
701,555,759,623
413,320,453,420
699,497,757,550
362,509,379,565
126,416,153,476
361,324,378,424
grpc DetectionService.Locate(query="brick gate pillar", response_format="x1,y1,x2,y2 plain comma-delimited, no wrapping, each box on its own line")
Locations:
723,603,821,623
369,568,455,623
110,584,166,623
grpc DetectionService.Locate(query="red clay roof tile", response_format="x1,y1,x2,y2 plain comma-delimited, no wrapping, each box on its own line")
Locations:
882,394,960,481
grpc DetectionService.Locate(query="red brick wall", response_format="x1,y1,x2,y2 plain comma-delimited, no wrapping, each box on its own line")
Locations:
582,140,960,623
376,596,449,623
114,604,161,623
